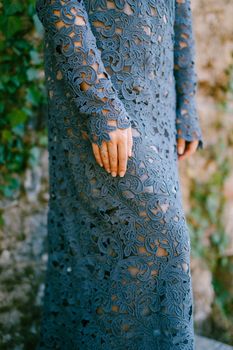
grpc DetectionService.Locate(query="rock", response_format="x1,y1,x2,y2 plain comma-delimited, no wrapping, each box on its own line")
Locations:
193,0,233,87
195,334,233,350
191,257,215,323
24,166,42,202
0,249,11,265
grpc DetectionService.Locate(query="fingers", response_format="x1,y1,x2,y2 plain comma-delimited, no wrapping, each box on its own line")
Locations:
177,138,186,156
178,140,199,161
92,143,103,167
99,141,111,173
92,141,112,173
91,126,133,176
107,137,118,177
127,127,133,157
117,137,128,177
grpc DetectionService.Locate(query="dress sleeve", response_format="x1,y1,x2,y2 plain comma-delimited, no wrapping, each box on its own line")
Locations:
174,0,204,150
35,0,132,147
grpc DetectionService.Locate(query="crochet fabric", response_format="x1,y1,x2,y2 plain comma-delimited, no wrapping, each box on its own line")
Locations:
35,1,203,349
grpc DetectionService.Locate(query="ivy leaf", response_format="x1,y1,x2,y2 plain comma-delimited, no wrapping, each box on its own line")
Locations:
4,2,24,16
29,50,42,65
12,124,25,137
6,16,22,38
7,110,28,127
26,68,39,81
2,130,13,142
26,86,41,105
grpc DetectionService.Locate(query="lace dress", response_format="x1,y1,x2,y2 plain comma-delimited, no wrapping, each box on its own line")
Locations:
35,1,203,349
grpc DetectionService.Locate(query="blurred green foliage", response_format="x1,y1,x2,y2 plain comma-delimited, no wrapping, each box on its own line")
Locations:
188,64,233,344
0,0,47,200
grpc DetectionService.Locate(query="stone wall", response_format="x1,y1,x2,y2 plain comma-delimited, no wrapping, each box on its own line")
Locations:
180,0,233,343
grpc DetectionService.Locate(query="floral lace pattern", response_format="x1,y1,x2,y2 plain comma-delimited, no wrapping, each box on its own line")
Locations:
36,0,132,146
35,0,203,349
174,0,203,147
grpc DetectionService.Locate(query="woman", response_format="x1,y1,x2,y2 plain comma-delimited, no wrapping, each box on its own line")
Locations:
35,0,203,349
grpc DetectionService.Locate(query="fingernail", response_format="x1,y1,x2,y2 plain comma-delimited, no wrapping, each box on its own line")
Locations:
111,172,117,177
119,171,125,177
178,147,183,155
107,168,111,173
100,163,103,167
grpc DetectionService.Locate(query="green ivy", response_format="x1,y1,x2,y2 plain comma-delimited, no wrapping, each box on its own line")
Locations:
0,0,47,201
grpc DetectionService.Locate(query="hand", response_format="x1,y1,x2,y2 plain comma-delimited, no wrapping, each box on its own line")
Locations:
91,123,133,177
177,138,199,160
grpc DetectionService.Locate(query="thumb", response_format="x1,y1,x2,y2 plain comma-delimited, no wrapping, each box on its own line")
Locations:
177,138,186,155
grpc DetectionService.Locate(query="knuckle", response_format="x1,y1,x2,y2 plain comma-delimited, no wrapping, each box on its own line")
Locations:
109,133,117,141
118,133,127,141
100,151,108,159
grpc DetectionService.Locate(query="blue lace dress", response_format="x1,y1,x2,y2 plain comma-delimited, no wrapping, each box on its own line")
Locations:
35,1,203,349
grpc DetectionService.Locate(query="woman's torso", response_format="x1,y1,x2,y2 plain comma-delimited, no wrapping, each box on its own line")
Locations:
44,0,178,165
